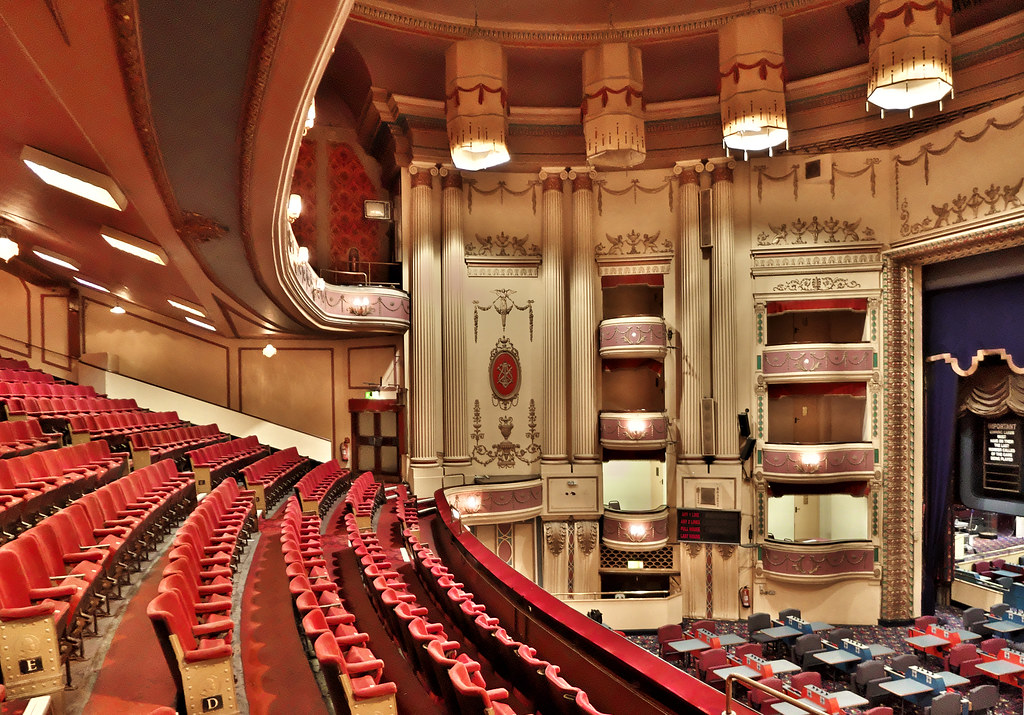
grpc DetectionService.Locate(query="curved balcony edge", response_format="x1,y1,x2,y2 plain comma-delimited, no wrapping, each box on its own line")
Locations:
445,479,544,526
599,411,670,450
757,541,879,584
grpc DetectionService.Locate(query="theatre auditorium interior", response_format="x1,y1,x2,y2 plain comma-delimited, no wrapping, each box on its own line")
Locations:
3,1,1024,714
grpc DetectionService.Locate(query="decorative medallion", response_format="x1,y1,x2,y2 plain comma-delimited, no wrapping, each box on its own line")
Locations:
489,337,521,409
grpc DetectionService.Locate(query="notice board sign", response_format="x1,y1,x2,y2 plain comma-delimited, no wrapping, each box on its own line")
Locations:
983,420,1022,494
678,508,741,543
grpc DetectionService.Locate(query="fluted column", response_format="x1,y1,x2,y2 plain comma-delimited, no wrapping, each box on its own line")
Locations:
570,172,600,463
441,168,470,466
540,170,568,464
710,159,738,456
409,165,441,468
675,162,705,457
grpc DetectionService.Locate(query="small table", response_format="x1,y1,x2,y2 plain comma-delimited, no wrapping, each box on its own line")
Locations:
880,677,937,712
761,625,802,640
718,633,748,647
806,621,834,633
976,659,1024,687
667,638,710,667
764,659,802,675
933,671,970,689
906,634,949,654
867,643,895,658
771,700,822,715
991,569,1022,580
983,619,1024,635
714,664,761,680
814,650,861,667
831,691,869,709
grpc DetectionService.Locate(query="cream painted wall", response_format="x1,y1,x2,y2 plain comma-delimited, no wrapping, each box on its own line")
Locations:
0,270,74,380
79,297,400,463
603,460,666,510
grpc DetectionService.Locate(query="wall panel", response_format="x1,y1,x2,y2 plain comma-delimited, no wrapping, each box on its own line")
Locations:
239,347,333,440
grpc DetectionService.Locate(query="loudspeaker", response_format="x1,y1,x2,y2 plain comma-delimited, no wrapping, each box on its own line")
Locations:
700,397,716,456
737,411,751,438
739,436,757,462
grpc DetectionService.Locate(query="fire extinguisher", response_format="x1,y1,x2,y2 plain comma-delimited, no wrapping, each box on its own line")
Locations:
739,585,751,609
340,437,350,463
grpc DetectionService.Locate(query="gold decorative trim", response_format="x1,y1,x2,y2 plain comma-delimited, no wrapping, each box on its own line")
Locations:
350,0,824,45
879,213,1024,621
545,521,567,556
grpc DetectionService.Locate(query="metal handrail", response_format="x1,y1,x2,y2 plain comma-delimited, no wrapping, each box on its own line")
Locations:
724,673,827,715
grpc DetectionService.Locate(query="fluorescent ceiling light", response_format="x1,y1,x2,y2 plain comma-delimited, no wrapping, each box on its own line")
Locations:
101,226,167,265
167,297,205,317
74,276,110,293
185,315,216,332
0,237,18,262
21,146,127,211
33,247,80,271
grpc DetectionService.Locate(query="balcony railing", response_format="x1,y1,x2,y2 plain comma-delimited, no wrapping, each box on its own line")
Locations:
761,343,874,381
602,506,671,551
758,540,878,583
760,443,875,484
599,317,669,360
599,411,670,450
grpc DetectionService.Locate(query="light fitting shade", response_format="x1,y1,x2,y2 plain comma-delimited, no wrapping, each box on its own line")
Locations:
718,14,789,153
582,43,646,168
0,236,17,262
287,193,302,222
868,0,952,111
21,145,127,210
445,39,510,171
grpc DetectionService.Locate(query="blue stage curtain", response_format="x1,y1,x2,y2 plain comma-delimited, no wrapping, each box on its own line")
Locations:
922,275,1024,614
922,360,958,615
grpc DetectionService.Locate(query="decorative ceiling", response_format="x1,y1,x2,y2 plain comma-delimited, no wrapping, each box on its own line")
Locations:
0,0,1020,339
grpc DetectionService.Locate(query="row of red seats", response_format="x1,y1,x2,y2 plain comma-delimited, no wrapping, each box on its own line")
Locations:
5,396,138,420
0,440,127,539
130,424,227,467
0,357,30,370
349,507,529,715
280,497,398,713
0,459,195,697
294,460,350,517
240,446,309,512
186,435,266,489
344,470,382,529
0,381,96,398
0,369,54,383
69,411,183,446
148,477,255,715
0,417,62,458
408,525,608,715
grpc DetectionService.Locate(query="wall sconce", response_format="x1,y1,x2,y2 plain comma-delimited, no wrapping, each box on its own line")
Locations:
315,277,326,292
294,246,310,264
110,302,126,315
348,295,372,316
625,418,650,440
798,452,822,473
627,523,650,542
262,344,277,358
463,494,482,514
287,193,302,223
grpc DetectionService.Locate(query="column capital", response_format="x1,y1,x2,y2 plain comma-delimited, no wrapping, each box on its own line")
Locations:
706,158,737,184
673,161,703,185
540,173,564,192
441,169,463,190
410,162,438,188
571,172,595,192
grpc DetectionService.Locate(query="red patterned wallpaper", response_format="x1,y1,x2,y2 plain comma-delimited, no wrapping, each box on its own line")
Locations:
327,142,387,276
291,139,317,254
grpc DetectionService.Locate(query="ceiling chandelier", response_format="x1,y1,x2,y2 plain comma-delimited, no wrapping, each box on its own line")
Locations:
445,39,510,171
867,0,953,116
718,14,789,157
582,43,646,168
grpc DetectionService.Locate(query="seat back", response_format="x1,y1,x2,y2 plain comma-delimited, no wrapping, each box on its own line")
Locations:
967,684,998,714
930,691,962,715
791,671,822,691
747,612,771,633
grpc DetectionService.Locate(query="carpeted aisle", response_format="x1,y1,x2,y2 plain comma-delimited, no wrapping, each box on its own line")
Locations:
82,555,177,715
241,515,328,714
